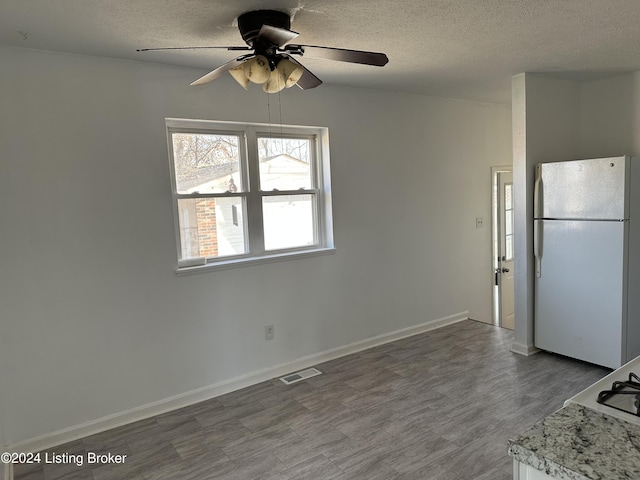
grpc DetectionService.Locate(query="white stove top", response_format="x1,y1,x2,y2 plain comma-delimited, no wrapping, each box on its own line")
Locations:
565,355,640,426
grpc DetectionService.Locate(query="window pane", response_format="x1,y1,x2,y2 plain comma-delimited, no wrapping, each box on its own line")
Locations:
263,194,315,250
257,137,312,190
177,198,246,258
172,133,243,194
505,234,513,261
506,210,513,235
504,184,513,210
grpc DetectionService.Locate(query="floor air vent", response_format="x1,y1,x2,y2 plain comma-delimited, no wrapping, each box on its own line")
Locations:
279,367,322,385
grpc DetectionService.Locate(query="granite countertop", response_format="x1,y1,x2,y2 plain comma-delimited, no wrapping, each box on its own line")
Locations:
508,403,640,480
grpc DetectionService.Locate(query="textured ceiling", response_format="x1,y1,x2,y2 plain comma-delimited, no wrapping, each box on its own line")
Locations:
3,0,640,104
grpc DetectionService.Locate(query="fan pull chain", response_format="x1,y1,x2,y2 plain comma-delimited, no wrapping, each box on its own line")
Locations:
278,88,284,153
265,88,286,158
267,91,271,134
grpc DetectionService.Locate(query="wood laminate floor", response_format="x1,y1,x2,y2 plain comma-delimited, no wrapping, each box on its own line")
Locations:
13,320,610,480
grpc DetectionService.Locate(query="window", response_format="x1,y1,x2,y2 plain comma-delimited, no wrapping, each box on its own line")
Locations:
166,119,334,271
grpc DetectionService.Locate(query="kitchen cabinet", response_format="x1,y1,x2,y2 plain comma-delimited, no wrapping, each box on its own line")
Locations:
513,463,554,480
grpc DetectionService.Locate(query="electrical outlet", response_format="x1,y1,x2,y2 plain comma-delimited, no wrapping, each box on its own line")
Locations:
265,325,275,340
476,217,484,228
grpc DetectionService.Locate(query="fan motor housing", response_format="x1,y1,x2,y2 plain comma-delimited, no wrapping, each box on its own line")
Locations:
237,10,291,46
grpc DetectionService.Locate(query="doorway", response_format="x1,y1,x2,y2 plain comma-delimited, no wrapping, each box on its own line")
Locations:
492,166,515,329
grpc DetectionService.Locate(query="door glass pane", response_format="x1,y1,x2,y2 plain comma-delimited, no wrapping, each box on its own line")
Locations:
257,137,312,190
503,182,514,261
504,184,512,210
263,194,315,250
172,133,243,193
505,234,513,260
177,198,246,258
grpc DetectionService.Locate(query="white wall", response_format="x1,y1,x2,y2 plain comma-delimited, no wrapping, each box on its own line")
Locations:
580,72,640,157
0,47,511,447
511,74,581,353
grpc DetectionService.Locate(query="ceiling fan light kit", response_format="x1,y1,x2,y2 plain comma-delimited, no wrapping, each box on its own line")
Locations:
279,58,304,88
263,68,285,93
228,64,250,90
230,55,304,93
244,55,271,84
137,9,389,93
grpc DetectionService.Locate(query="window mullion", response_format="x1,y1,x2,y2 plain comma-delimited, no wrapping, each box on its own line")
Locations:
244,128,265,256
312,135,323,246
259,189,320,197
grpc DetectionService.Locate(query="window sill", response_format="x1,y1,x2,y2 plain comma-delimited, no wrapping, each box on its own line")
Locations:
175,247,336,276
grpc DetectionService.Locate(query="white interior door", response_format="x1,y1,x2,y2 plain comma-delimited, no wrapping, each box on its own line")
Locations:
498,171,515,329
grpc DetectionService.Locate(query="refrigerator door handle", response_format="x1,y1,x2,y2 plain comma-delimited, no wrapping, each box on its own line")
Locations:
534,164,543,277
534,163,542,219
534,219,542,278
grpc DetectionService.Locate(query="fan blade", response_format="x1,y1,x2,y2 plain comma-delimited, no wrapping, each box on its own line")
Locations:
285,45,388,66
284,56,322,90
257,24,299,47
137,46,251,52
296,68,323,90
190,55,254,86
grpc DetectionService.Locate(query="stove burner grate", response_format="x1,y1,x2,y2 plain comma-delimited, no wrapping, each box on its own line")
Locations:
597,372,640,417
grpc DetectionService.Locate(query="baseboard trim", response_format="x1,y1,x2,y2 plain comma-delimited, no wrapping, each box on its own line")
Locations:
7,312,468,454
2,462,12,480
511,341,540,356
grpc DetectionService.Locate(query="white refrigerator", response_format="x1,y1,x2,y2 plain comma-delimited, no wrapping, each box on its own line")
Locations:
534,155,640,369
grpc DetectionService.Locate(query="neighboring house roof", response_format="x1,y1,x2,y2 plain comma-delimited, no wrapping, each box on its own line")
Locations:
185,154,309,193
179,163,238,192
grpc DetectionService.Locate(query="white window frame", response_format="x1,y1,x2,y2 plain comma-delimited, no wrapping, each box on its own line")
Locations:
166,118,335,274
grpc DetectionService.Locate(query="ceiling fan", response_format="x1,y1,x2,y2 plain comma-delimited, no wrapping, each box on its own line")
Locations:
137,9,389,92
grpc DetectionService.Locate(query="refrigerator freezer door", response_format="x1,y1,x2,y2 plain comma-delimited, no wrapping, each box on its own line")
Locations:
539,156,628,220
535,219,626,368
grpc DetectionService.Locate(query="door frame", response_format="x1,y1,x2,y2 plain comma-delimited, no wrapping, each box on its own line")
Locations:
491,165,513,327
